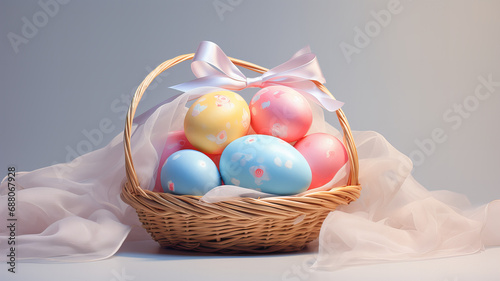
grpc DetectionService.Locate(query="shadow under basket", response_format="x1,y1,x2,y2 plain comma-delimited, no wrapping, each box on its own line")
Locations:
120,53,362,254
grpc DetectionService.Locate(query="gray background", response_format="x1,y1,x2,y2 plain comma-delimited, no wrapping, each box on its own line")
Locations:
1,0,499,205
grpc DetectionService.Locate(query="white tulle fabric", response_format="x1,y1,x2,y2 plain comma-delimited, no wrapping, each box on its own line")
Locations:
0,87,498,268
313,131,500,269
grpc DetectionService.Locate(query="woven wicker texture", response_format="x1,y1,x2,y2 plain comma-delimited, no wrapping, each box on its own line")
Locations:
121,53,362,253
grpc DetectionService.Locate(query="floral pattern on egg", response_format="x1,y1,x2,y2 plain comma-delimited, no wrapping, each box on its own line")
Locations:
185,90,250,154
220,134,312,195
294,133,348,190
167,180,175,192
207,130,227,145
161,149,221,196
192,104,207,117
249,165,270,186
249,86,312,142
271,123,288,138
251,88,267,103
214,94,234,110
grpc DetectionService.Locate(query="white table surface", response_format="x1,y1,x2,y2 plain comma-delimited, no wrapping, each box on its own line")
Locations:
3,240,499,281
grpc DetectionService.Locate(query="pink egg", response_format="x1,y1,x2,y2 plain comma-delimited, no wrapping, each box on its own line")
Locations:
294,133,348,189
249,86,312,142
154,131,220,192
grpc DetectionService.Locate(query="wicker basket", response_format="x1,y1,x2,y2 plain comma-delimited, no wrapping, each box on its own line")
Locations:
120,53,362,253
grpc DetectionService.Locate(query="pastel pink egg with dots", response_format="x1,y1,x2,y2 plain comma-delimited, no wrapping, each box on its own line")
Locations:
154,131,220,192
249,85,312,142
294,133,348,190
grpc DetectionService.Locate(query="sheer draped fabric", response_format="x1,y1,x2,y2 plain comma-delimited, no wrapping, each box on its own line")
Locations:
1,87,498,268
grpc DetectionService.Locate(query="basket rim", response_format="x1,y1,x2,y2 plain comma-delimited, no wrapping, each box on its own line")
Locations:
121,52,361,206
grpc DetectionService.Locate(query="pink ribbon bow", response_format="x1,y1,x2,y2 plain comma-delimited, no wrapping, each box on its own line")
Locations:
170,41,343,112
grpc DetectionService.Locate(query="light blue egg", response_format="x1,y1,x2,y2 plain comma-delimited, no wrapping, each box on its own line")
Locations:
219,135,312,195
160,149,221,195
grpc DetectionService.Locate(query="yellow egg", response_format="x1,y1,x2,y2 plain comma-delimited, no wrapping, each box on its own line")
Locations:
184,90,250,154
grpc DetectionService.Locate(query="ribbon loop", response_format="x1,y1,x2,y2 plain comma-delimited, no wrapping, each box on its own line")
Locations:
170,41,343,112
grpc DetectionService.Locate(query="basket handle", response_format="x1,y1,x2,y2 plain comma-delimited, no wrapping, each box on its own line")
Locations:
123,54,360,198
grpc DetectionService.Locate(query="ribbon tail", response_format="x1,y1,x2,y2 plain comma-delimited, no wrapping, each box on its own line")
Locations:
291,81,344,112
301,90,344,112
134,86,228,125
311,94,344,112
169,77,211,93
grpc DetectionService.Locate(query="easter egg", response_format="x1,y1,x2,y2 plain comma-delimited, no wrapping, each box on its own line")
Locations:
184,90,251,154
294,133,348,189
154,131,221,192
249,86,312,142
154,131,196,192
161,149,221,196
219,134,312,195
